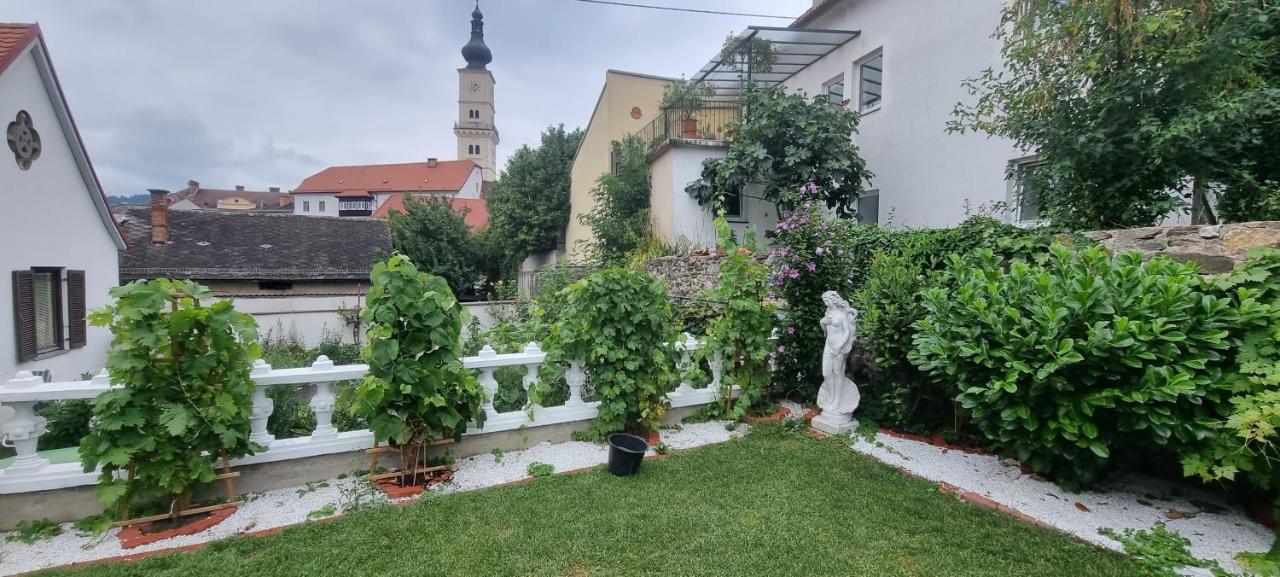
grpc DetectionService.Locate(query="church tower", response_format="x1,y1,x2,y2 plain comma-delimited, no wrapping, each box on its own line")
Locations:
456,2,499,182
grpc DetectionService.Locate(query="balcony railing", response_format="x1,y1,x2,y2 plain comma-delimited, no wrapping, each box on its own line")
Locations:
0,334,737,495
634,101,741,155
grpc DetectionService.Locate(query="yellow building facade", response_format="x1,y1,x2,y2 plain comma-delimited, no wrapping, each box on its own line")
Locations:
565,70,674,260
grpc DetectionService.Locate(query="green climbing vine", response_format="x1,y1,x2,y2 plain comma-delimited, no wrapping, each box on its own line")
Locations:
80,280,260,514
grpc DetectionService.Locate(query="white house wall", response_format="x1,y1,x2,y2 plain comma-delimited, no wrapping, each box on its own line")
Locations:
667,145,777,249
455,167,483,199
292,194,340,217
784,0,1020,228
0,47,118,381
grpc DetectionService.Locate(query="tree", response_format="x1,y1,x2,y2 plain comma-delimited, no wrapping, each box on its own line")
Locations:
487,125,583,269
389,196,480,296
578,136,652,263
686,85,872,218
950,0,1280,228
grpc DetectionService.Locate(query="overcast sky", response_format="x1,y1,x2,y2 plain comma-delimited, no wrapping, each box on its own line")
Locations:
1,0,812,196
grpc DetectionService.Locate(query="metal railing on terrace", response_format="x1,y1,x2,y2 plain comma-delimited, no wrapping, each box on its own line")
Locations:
633,101,741,155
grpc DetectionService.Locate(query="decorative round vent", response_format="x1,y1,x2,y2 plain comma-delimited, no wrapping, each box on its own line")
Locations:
630,106,642,120
7,110,41,170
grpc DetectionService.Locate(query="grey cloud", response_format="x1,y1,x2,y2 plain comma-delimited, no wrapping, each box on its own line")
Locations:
2,0,810,196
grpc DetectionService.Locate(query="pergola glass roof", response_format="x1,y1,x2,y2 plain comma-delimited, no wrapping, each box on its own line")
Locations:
694,26,861,101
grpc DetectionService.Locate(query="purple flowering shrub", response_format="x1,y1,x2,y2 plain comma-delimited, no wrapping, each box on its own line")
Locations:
768,184,893,400
768,183,1065,409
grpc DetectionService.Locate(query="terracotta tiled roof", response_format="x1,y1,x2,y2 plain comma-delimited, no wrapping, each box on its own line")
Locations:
0,23,38,77
171,184,292,210
371,193,489,231
293,160,478,194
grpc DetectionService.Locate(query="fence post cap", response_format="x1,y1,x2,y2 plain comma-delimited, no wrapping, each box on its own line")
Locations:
478,345,497,358
90,368,112,385
251,359,273,375
311,355,334,371
523,342,542,355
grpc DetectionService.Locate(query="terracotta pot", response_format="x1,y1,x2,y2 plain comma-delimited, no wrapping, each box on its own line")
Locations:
680,118,698,138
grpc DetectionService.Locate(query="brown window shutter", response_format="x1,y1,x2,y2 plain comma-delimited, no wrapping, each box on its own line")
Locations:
12,270,36,362
67,270,87,349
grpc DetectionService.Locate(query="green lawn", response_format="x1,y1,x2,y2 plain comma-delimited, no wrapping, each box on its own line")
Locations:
39,427,1142,577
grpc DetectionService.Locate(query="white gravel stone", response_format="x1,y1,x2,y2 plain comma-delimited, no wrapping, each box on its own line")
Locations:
0,421,743,575
849,432,1275,574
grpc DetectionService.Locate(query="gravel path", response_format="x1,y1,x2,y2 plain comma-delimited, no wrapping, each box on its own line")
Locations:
0,421,747,576
849,431,1274,574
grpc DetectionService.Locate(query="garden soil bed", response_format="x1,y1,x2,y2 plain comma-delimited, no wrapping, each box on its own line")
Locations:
374,469,454,499
743,406,791,425
117,507,238,549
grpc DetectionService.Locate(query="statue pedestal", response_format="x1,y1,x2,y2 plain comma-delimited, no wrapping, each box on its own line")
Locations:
811,410,856,436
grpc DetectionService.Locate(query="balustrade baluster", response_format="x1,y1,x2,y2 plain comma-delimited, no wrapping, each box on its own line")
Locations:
675,333,696,393
477,346,499,415
522,343,542,409
565,360,586,406
249,360,276,447
709,349,725,398
308,356,337,440
0,371,48,475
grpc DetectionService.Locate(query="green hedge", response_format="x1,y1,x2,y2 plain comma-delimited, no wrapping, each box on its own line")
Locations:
767,188,1066,401
911,245,1244,488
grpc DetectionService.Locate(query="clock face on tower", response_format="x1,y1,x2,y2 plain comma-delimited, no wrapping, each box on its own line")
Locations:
469,81,481,93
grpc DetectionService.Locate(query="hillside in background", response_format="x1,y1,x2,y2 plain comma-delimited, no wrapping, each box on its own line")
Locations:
108,193,152,206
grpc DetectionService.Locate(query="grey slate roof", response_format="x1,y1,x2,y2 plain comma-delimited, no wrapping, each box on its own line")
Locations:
116,206,391,281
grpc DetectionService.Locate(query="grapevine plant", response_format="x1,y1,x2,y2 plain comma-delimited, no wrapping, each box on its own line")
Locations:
553,267,677,438
704,218,776,419
1184,248,1280,489
353,255,485,481
81,280,260,515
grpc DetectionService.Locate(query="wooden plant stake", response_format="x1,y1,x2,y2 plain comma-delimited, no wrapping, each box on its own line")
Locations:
113,292,243,528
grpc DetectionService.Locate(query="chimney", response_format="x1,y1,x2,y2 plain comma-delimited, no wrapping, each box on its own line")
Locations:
268,186,280,193
148,189,170,244
427,157,439,168
187,179,199,191
235,185,245,191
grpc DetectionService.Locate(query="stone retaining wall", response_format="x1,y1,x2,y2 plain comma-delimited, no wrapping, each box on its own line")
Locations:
645,255,724,297
1084,221,1280,273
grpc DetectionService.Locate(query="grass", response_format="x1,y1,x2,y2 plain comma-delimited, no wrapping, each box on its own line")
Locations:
36,426,1142,577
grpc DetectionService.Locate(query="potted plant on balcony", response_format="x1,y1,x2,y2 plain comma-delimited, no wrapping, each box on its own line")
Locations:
353,254,485,497
661,78,712,139
80,279,260,542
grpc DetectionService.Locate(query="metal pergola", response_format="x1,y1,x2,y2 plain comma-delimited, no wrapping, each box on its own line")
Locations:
693,25,861,102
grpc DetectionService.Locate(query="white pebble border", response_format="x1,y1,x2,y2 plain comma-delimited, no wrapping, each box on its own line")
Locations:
848,430,1274,574
0,421,746,576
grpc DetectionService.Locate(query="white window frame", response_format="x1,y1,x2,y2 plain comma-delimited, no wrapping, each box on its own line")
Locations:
1008,155,1048,225
856,189,880,225
822,73,846,107
319,200,326,213
856,49,884,114
303,200,310,212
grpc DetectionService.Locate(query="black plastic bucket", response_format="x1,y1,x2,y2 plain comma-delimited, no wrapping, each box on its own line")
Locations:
607,433,648,476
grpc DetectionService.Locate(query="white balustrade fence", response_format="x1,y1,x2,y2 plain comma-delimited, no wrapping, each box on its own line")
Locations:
0,335,730,495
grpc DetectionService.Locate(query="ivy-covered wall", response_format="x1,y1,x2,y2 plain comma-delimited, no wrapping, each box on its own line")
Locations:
1086,221,1280,273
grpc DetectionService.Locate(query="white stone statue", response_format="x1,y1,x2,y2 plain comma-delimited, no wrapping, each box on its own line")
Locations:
812,291,860,435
